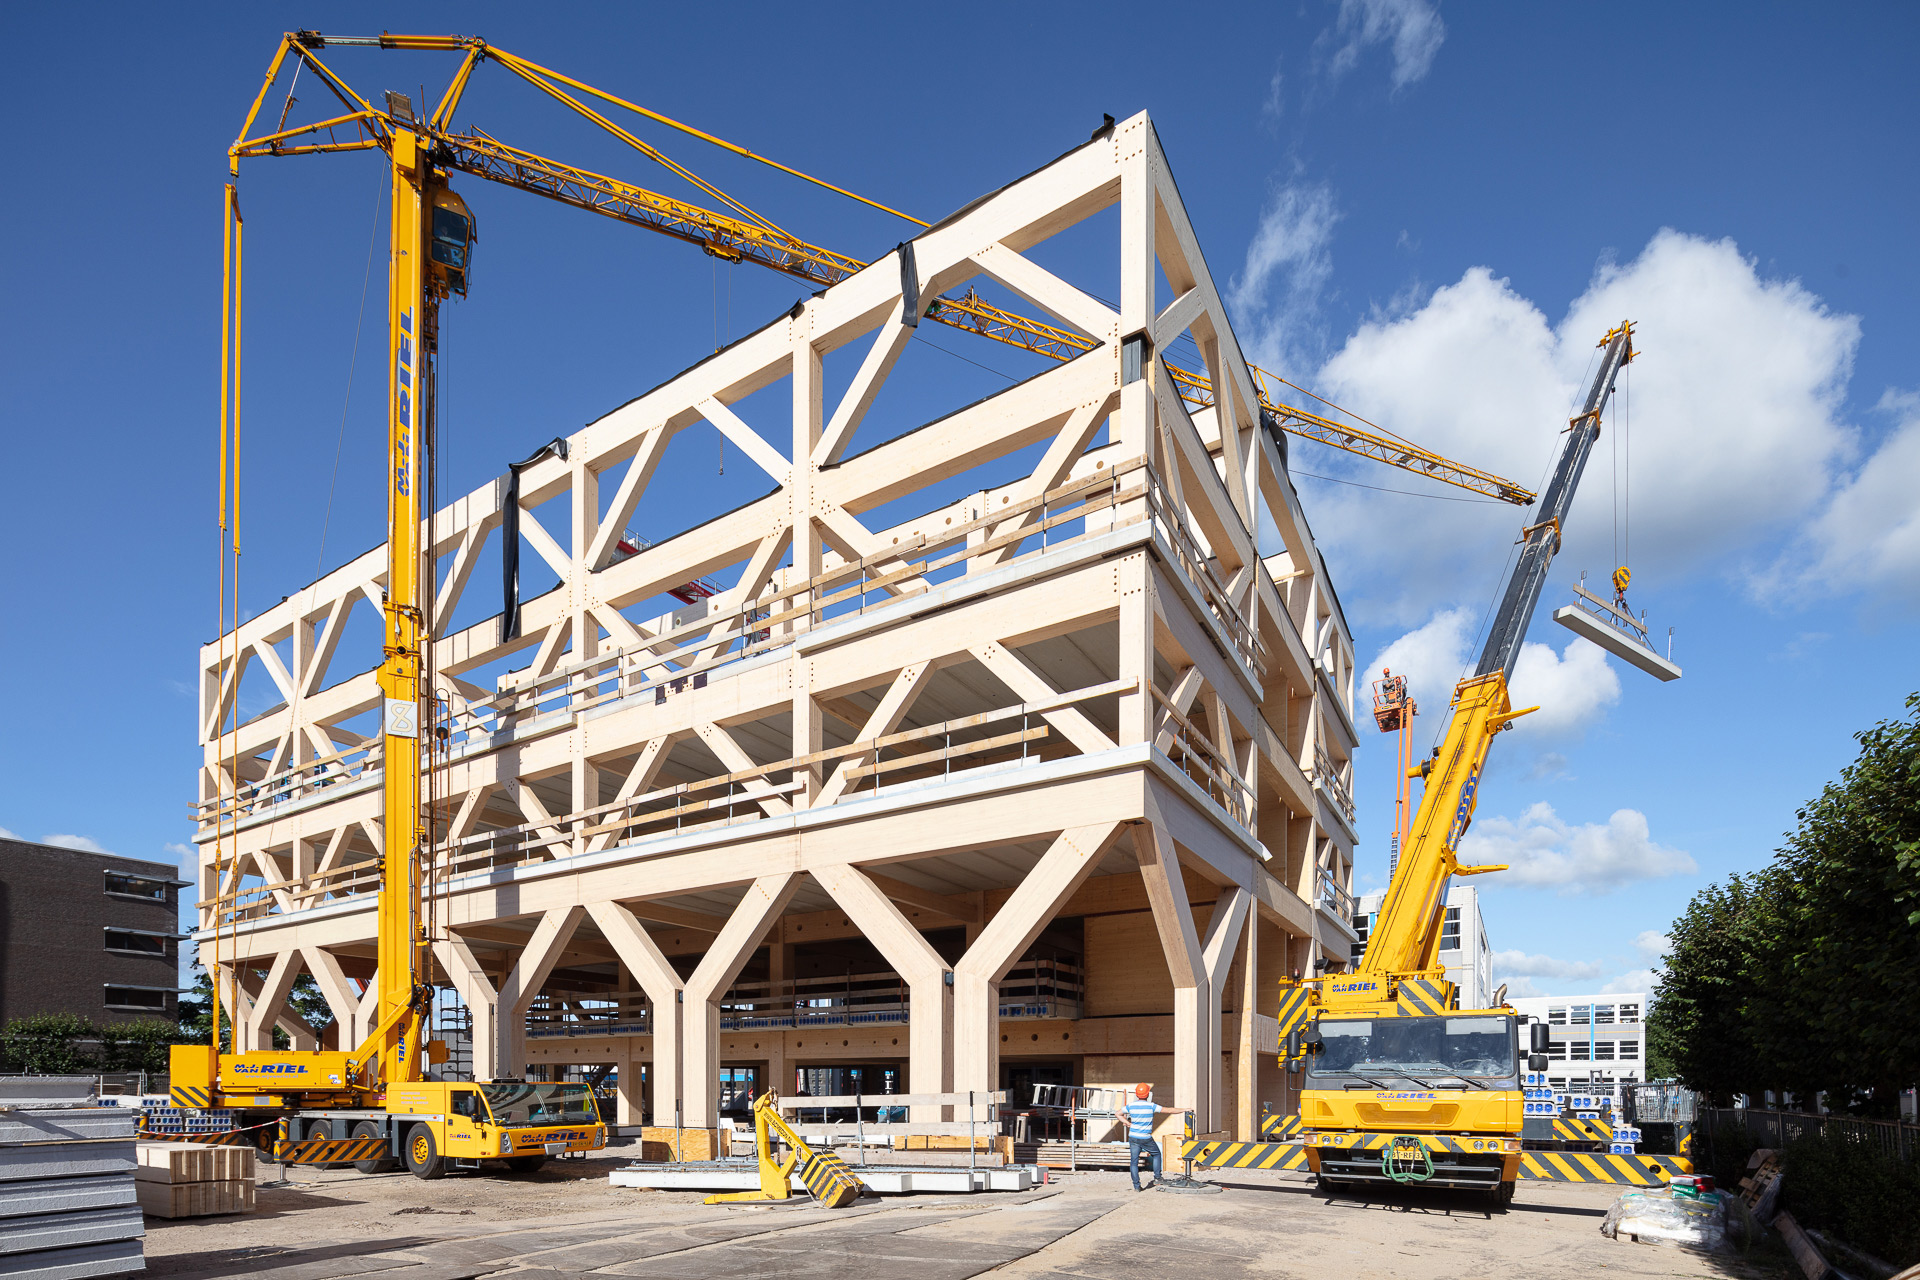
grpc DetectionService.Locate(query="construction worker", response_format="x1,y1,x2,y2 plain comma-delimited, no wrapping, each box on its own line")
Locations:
1125,1082,1179,1191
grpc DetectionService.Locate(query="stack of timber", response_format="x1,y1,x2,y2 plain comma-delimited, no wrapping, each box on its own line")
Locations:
0,1076,144,1278
1013,1141,1132,1170
133,1145,255,1220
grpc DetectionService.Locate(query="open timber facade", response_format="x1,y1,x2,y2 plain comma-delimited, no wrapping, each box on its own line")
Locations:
192,113,1360,1139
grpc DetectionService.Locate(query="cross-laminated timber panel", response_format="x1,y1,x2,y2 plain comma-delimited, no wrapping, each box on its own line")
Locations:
191,112,1359,1136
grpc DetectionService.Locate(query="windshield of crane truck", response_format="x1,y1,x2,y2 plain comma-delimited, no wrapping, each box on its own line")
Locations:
1309,1016,1516,1082
477,1082,601,1127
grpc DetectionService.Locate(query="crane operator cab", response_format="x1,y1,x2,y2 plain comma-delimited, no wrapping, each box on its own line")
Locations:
427,187,476,298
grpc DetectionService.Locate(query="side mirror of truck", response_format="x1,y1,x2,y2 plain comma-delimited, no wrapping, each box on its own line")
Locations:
1528,1054,1549,1072
1284,1029,1301,1059
1530,1022,1551,1054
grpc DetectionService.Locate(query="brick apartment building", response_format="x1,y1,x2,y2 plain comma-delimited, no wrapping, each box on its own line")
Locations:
0,837,184,1024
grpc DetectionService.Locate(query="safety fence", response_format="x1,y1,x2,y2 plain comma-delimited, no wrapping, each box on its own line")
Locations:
1709,1107,1919,1164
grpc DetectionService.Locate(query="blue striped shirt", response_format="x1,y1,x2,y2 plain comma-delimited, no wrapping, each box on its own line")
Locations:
1125,1097,1158,1138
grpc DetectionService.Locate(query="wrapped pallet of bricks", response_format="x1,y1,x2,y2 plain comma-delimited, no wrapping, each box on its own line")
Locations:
134,1144,255,1220
0,1075,144,1278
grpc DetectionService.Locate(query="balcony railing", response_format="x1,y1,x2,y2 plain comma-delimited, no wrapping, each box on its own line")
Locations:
1317,867,1356,921
523,956,1086,1039
193,454,1263,842
1311,745,1356,822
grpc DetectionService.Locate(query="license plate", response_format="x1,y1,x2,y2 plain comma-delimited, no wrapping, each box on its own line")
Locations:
543,1142,566,1155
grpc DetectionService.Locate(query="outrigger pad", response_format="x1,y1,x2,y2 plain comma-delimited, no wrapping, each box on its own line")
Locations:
1552,606,1682,681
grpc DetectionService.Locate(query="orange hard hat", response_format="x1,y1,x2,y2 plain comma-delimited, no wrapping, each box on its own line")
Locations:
1134,1082,1151,1099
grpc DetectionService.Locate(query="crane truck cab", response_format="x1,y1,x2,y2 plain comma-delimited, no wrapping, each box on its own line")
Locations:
1286,978,1545,1205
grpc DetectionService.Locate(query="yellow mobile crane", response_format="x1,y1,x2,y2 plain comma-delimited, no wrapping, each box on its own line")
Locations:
1279,324,1647,1207
175,76,605,1181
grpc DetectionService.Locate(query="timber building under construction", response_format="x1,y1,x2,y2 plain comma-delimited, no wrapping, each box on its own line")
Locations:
193,112,1360,1142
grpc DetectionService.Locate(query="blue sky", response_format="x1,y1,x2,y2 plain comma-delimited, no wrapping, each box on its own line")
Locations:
1,3,1914,999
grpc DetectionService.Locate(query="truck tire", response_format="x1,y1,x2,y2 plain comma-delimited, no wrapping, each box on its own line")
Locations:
503,1155,547,1174
1489,1179,1515,1211
403,1123,446,1181
352,1120,399,1175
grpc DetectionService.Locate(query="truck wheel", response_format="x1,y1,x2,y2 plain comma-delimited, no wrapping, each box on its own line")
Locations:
1488,1180,1514,1211
403,1124,446,1181
503,1155,547,1174
352,1120,399,1175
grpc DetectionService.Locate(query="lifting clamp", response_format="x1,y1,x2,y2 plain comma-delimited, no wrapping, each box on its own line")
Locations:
704,1091,865,1208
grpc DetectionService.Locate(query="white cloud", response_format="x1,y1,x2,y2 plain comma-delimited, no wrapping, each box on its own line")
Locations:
1323,0,1446,91
1491,950,1604,981
0,826,17,840
1365,608,1620,739
1304,230,1865,621
165,841,197,871
1632,930,1671,962
1498,975,1545,1000
1602,968,1660,995
1508,634,1620,735
1772,389,1920,601
43,833,108,854
1231,182,1340,380
1461,802,1696,895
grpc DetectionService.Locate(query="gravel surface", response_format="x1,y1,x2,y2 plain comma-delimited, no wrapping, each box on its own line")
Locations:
140,1153,1796,1280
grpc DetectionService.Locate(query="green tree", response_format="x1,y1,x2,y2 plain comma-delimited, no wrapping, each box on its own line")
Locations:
1,1014,101,1074
1649,693,1920,1112
99,1021,192,1074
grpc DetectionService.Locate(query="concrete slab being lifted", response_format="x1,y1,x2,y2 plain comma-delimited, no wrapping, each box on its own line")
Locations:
609,1161,1037,1195
1552,605,1682,681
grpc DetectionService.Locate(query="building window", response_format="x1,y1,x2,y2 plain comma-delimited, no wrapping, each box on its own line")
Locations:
103,986,170,1012
104,930,167,956
1570,1042,1591,1061
1350,913,1370,965
1548,1042,1566,1060
1594,1041,1615,1061
103,872,166,901
1619,1040,1640,1060
1548,1007,1566,1025
1439,906,1461,953
1618,1003,1640,1022
1548,1077,1567,1089
1571,1005,1591,1025
1594,1004,1615,1024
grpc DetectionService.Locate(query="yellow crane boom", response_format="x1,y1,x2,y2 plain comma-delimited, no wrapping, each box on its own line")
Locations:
227,31,1536,506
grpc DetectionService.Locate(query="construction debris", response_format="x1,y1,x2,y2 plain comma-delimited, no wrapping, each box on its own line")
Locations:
0,1076,144,1278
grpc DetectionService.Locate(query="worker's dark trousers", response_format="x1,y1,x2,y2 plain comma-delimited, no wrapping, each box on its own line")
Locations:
1128,1136,1162,1189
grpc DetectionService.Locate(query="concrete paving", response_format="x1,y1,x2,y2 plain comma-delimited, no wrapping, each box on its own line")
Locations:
141,1154,1794,1280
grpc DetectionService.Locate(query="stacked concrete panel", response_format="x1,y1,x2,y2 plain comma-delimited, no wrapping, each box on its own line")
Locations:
0,1078,142,1278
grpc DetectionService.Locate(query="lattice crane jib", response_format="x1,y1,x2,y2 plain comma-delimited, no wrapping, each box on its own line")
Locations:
223,30,1534,505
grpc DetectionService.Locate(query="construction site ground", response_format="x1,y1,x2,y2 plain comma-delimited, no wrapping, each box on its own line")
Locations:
140,1148,1796,1280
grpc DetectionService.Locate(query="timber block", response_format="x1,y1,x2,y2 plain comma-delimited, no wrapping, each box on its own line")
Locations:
135,1179,255,1219
634,1128,718,1162
136,1142,256,1184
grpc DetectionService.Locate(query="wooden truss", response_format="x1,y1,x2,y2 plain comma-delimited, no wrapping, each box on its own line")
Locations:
190,113,1361,1138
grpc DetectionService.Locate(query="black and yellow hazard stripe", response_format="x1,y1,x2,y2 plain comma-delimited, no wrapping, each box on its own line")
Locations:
1183,1139,1309,1171
1396,978,1454,1016
794,1148,863,1207
274,1136,391,1166
169,1085,213,1109
1259,1113,1302,1140
1551,1116,1613,1143
1519,1151,1692,1186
